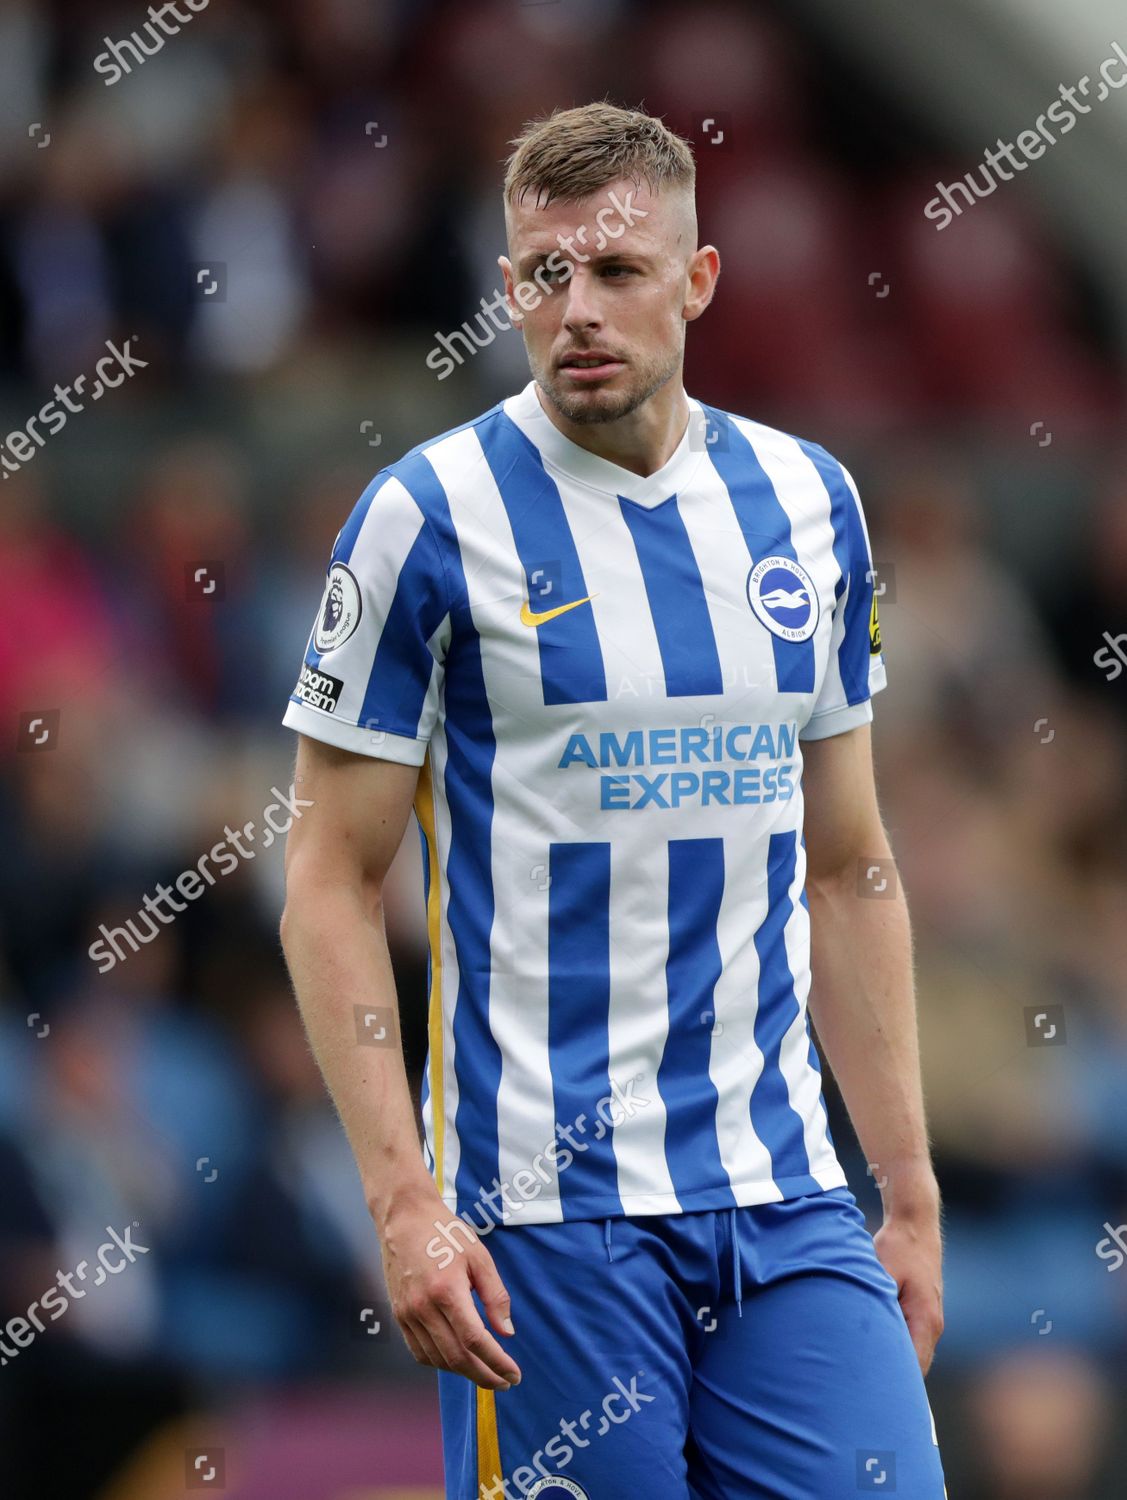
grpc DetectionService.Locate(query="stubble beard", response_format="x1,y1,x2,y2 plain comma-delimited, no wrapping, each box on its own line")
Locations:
534,344,682,427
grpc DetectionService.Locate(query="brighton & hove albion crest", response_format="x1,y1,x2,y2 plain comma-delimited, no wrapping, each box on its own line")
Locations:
746,555,820,642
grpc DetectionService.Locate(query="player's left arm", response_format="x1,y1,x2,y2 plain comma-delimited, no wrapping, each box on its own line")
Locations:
801,722,943,1375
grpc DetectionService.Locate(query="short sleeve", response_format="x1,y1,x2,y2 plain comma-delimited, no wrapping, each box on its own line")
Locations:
283,472,451,764
800,461,887,742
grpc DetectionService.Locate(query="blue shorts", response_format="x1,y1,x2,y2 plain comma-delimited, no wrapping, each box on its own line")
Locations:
438,1187,946,1499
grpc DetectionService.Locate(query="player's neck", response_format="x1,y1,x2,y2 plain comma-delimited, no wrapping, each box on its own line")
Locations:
534,380,691,479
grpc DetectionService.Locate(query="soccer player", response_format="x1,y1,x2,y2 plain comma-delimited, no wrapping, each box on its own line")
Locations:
280,103,946,1499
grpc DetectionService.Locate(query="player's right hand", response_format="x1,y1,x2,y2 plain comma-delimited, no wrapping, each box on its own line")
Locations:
377,1185,522,1391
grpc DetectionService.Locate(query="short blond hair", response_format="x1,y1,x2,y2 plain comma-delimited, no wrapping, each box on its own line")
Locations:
503,101,695,209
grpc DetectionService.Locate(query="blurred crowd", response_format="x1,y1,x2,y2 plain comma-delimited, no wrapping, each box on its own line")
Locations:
1,0,1122,428
1,2,1126,1497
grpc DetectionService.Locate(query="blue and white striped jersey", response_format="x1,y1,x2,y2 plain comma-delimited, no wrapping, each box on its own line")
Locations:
284,382,886,1225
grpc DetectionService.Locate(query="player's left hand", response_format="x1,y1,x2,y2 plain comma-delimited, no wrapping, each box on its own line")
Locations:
873,1211,944,1376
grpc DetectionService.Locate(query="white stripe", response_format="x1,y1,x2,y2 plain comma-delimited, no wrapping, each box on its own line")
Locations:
718,419,846,1185
551,472,665,706
778,835,847,1189
332,477,428,730
426,715,463,1203
606,846,678,1207
419,611,451,743
422,426,563,1220
729,418,843,712
841,465,874,566
709,843,781,1197
675,461,779,709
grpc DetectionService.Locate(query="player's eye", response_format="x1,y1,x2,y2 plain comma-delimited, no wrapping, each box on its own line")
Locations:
601,264,639,280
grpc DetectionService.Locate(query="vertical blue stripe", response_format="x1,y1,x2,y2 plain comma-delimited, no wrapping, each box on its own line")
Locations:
701,406,816,694
800,883,836,1149
358,520,446,736
804,1022,835,1149
393,448,504,1215
796,441,873,706
418,821,432,906
418,824,435,1173
658,838,733,1205
303,472,395,673
749,831,821,1192
418,818,433,1024
303,400,508,677
335,473,391,566
618,495,724,697
547,842,621,1214
478,414,607,705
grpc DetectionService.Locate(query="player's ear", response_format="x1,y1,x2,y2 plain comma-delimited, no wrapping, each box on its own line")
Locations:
498,255,524,327
683,245,720,323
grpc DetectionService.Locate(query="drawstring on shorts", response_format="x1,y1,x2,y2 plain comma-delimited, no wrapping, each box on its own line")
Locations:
602,1211,742,1316
730,1206,744,1317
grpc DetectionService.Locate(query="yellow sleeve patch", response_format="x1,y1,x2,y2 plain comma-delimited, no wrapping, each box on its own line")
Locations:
869,592,882,655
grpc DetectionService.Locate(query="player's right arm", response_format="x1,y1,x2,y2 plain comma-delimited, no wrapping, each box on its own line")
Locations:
280,732,521,1390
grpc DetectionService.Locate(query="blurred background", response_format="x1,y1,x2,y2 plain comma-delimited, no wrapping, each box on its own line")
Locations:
1,1,1126,1496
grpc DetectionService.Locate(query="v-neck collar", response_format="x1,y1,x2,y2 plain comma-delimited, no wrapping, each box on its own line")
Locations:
502,380,708,508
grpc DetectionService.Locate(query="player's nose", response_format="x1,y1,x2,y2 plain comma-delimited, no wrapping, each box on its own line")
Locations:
561,270,603,331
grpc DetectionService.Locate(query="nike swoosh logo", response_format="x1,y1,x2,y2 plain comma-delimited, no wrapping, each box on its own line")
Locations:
520,593,596,627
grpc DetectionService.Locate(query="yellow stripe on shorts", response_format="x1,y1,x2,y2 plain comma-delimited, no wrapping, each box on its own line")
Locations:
476,1386,502,1496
